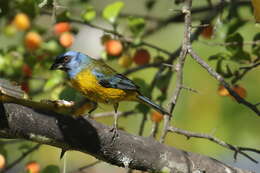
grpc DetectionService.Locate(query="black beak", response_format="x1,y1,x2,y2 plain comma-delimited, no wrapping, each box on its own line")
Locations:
50,63,62,70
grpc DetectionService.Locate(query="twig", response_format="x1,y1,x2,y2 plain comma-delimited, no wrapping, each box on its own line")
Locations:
64,18,172,56
231,61,260,84
1,144,41,172
189,49,260,116
200,40,260,47
38,0,48,8
239,62,260,70
160,0,192,143
181,85,198,93
122,62,162,76
138,113,147,136
168,126,259,163
92,111,136,119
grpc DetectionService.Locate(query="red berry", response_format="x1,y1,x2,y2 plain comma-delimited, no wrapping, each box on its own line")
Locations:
133,49,150,65
22,64,32,77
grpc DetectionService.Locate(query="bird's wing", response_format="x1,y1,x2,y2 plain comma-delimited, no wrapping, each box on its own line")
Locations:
91,60,139,91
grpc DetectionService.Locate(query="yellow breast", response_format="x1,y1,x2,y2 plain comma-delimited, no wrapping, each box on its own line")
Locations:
70,69,136,104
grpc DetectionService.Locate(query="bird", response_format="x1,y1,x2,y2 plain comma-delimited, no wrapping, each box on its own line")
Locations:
50,51,170,134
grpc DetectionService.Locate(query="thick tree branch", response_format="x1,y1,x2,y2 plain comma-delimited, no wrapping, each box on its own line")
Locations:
0,102,253,173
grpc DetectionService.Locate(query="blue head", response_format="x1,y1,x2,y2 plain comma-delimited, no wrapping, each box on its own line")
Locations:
50,51,91,78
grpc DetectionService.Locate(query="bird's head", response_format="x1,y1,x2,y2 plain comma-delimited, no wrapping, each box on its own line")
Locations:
50,51,91,78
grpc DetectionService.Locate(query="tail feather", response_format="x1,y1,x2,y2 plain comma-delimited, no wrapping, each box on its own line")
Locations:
137,95,170,115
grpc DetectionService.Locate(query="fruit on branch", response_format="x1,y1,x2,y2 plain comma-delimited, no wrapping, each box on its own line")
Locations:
118,55,133,68
22,64,32,78
201,24,214,39
0,154,5,169
25,31,42,50
21,81,29,93
13,13,30,30
105,39,123,56
232,85,247,99
218,84,247,99
218,85,229,96
133,49,150,65
59,32,74,48
54,22,71,35
151,111,163,123
25,161,40,173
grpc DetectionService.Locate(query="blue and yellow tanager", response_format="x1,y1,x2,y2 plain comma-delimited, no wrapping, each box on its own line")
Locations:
50,51,170,132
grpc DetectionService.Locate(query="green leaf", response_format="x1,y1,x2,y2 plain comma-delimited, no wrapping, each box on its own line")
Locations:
43,75,62,91
145,0,156,11
155,70,171,91
127,16,146,37
252,33,260,57
56,11,71,22
227,19,246,35
230,50,251,63
102,1,124,24
132,78,149,96
42,165,60,173
208,53,229,61
17,0,38,18
82,4,96,22
225,33,243,53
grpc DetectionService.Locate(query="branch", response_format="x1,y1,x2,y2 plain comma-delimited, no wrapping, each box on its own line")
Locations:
160,0,192,143
189,49,260,116
0,102,253,173
168,126,260,163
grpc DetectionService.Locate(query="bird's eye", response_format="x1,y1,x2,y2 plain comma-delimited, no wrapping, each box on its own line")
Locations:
63,56,70,62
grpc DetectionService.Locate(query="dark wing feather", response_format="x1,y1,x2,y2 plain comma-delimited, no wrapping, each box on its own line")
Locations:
89,59,139,91
93,69,139,91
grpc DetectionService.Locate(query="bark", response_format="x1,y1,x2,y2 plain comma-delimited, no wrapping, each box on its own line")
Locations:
0,102,253,173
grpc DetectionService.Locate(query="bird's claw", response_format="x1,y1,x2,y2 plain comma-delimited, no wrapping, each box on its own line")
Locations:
110,125,119,140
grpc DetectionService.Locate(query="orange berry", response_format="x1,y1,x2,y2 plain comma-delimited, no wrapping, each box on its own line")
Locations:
151,111,163,123
25,31,42,50
25,161,40,173
201,24,214,39
59,32,74,48
218,85,229,96
118,55,133,68
0,154,6,169
22,64,32,77
232,85,247,98
13,13,30,30
54,22,71,35
133,49,150,65
105,40,123,56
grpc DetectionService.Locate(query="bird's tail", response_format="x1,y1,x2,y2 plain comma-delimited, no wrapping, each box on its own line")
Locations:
136,95,170,115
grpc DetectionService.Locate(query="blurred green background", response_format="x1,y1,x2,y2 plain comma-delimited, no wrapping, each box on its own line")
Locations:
0,0,259,172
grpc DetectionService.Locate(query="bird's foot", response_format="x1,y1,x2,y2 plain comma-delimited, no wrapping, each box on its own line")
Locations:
110,125,119,140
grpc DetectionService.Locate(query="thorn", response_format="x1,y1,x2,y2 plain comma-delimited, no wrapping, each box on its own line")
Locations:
60,149,67,159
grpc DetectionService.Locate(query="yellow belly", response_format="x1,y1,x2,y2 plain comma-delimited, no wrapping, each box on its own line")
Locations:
70,70,136,104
